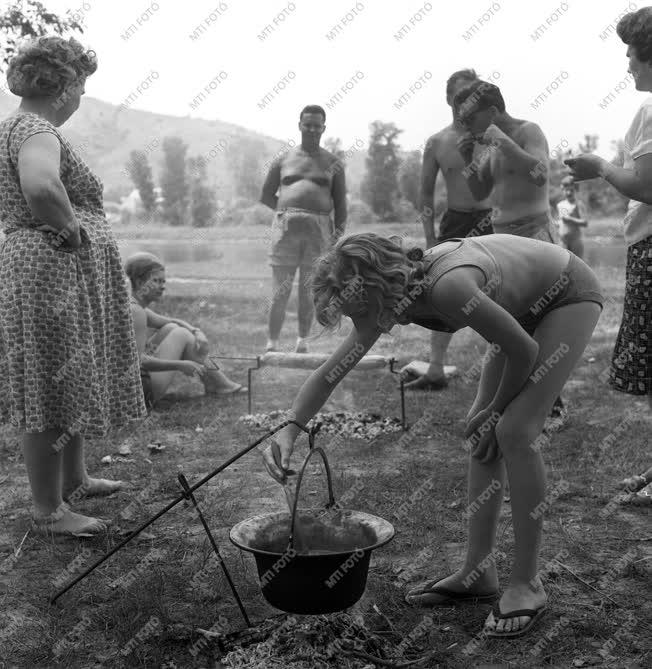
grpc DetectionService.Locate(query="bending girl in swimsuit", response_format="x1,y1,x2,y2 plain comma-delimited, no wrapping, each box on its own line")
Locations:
262,232,603,638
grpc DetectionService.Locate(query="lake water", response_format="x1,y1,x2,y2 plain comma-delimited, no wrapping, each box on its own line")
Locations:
118,236,627,287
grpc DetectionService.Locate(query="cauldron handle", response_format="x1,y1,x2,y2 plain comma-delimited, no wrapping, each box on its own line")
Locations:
288,446,336,550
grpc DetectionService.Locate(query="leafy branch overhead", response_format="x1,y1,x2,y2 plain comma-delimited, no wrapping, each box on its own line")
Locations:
0,0,83,70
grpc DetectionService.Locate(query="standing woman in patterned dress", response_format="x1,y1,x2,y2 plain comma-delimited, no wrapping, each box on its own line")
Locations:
566,7,652,488
0,37,147,536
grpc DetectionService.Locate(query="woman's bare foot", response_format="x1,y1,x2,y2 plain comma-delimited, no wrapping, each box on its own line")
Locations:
405,565,499,605
483,578,547,636
63,477,123,502
202,368,244,395
32,503,108,537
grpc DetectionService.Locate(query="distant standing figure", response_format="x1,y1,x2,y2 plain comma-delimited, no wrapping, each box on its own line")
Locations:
260,105,347,353
556,176,588,259
0,37,146,536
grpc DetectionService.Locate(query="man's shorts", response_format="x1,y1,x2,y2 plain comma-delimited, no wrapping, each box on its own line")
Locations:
269,208,334,268
438,208,495,241
492,211,554,243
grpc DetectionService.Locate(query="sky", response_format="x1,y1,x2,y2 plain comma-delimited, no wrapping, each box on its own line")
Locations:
7,0,647,157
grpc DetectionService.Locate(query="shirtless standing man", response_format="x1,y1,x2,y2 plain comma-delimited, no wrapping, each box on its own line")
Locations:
261,105,347,353
454,80,568,429
406,69,496,390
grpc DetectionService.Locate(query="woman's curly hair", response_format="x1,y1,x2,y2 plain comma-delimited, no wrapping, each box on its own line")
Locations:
7,36,97,98
312,233,428,330
617,7,652,64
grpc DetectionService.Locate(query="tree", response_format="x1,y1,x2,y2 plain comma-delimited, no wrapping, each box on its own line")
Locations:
228,136,266,201
611,138,625,165
398,149,422,210
125,151,156,214
160,136,189,226
0,1,82,69
187,156,217,227
360,121,403,219
324,137,346,161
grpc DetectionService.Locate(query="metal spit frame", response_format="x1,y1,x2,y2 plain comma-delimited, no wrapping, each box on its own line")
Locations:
207,355,408,431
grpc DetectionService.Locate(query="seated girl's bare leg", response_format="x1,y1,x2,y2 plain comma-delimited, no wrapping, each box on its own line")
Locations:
485,301,601,635
407,350,506,605
149,325,196,401
149,324,240,400
180,328,242,392
62,433,122,500
146,322,177,350
23,429,107,535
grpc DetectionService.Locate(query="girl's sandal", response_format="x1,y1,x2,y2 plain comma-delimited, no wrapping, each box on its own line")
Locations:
405,576,499,606
31,503,109,538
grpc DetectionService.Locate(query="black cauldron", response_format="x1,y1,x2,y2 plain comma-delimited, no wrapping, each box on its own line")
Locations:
230,447,394,614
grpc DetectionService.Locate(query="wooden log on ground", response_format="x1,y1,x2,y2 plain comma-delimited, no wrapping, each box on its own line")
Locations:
259,352,389,371
400,360,458,378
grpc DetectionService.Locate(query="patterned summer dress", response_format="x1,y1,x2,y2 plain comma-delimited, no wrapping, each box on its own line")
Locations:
0,112,147,436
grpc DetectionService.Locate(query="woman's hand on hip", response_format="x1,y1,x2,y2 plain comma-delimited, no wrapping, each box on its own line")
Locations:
36,224,81,249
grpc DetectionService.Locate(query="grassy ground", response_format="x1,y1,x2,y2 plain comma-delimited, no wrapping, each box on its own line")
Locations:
0,219,650,668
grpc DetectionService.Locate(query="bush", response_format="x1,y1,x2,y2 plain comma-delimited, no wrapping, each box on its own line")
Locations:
242,203,272,226
393,198,419,224
348,199,378,225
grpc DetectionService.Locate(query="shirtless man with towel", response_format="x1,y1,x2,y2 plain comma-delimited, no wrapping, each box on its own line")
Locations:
454,79,568,430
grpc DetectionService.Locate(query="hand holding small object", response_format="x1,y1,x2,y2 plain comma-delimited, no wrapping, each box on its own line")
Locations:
564,154,606,181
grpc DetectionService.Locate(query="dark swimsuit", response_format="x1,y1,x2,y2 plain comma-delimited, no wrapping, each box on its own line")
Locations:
406,237,604,335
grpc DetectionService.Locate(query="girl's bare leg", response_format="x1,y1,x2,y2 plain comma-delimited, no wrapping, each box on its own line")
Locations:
407,349,506,605
62,433,123,500
22,429,106,533
149,324,239,401
485,302,601,634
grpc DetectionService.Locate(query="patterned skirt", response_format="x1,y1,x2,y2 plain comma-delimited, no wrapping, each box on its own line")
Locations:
0,228,147,437
609,235,652,395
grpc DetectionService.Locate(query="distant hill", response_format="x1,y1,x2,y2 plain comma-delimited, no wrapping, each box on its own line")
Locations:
0,91,368,202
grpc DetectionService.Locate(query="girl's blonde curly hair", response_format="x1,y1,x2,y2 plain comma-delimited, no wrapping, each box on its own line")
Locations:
312,233,428,330
7,35,97,98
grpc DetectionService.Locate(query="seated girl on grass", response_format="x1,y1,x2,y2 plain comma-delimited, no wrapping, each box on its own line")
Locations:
262,232,603,639
125,252,245,410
